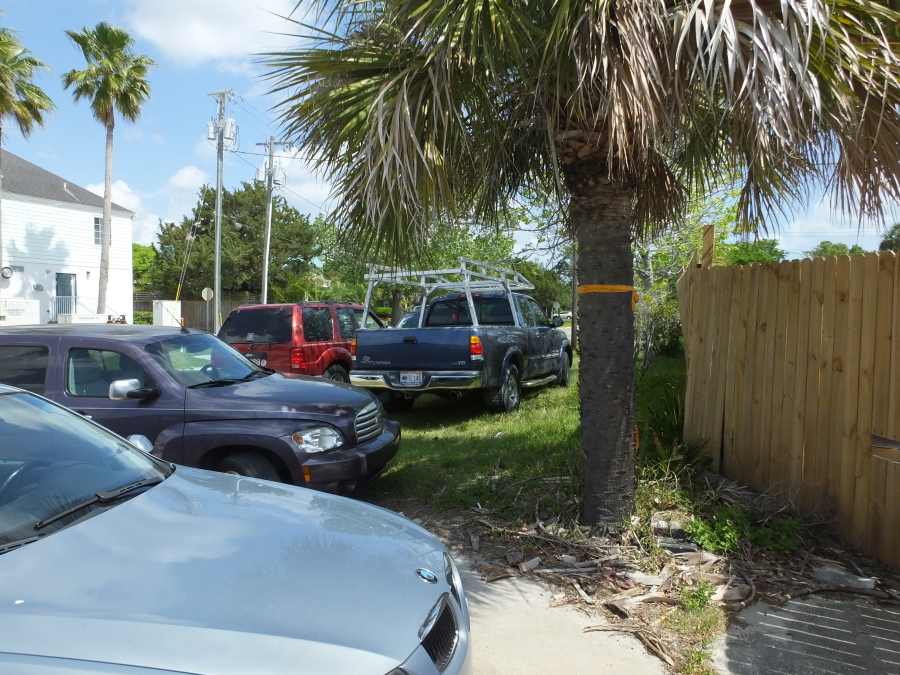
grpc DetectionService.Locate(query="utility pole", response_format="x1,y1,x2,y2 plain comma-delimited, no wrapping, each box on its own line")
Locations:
208,90,233,331
257,136,289,304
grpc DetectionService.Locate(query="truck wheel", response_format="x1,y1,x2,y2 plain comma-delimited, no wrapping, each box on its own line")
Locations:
384,393,416,412
217,451,281,482
323,364,350,383
485,363,521,412
556,353,570,387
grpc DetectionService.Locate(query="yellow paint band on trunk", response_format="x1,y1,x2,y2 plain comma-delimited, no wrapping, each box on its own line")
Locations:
577,284,640,311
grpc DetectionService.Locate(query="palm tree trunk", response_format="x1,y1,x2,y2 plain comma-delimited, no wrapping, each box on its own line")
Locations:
565,159,636,527
570,247,578,352
97,118,114,315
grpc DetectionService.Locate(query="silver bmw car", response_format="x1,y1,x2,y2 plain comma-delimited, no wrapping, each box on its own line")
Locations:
0,384,471,674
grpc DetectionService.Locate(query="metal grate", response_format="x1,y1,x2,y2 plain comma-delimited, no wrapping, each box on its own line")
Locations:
354,402,383,444
422,603,458,672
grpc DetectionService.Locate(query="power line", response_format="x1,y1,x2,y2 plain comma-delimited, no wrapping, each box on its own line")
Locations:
227,148,312,162
278,182,326,212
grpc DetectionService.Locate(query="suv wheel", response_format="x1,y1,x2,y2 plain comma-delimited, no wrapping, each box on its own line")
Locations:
323,364,350,383
217,451,280,482
485,363,521,412
556,353,570,387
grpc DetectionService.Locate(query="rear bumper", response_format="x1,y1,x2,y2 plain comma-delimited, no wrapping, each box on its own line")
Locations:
300,419,400,490
350,370,482,392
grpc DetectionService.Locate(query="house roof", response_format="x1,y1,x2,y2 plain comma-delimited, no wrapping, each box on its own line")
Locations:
0,149,134,216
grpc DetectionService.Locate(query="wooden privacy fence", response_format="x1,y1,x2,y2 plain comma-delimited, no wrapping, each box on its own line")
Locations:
678,251,900,565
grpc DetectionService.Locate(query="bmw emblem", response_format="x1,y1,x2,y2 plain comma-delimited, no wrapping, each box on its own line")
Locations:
416,568,438,584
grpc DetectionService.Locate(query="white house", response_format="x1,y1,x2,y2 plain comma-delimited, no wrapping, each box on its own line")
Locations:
0,149,134,324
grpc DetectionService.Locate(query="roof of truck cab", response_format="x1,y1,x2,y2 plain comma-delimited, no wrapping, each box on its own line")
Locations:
229,302,364,310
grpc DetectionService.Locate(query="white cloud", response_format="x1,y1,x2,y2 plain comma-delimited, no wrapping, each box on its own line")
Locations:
276,148,332,214
127,0,305,70
777,196,898,258
167,165,208,191
87,179,160,245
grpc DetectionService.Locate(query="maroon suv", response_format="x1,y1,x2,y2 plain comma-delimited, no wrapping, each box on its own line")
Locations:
218,302,383,382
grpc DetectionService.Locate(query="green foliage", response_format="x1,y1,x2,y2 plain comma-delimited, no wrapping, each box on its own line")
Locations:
806,240,866,257
721,239,785,266
132,243,156,293
133,310,152,325
513,258,569,314
678,648,717,675
679,582,715,611
0,29,53,137
880,224,900,252
151,181,321,300
686,506,801,554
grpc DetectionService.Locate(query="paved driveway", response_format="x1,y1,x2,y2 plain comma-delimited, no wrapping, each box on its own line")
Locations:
460,559,664,674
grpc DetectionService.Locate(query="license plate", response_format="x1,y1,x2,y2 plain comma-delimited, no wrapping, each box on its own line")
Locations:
399,371,423,387
246,352,267,367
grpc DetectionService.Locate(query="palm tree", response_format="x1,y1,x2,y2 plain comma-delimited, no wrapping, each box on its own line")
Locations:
264,1,900,526
0,28,52,280
63,22,152,315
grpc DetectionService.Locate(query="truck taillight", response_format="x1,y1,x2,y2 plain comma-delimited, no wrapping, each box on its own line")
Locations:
350,337,357,360
290,348,303,370
470,335,484,361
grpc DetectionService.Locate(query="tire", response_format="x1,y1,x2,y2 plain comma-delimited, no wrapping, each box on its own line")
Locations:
384,393,416,413
484,363,521,412
556,352,570,387
323,364,350,383
217,451,281,482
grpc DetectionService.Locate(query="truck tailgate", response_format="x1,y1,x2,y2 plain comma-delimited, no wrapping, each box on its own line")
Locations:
356,327,473,370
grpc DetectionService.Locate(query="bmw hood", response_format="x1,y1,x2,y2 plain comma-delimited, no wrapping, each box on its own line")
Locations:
0,468,448,674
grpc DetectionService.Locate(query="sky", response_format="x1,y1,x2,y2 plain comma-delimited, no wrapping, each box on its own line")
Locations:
1,0,896,258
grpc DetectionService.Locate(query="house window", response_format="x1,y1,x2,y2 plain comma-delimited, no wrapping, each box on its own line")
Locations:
93,217,109,245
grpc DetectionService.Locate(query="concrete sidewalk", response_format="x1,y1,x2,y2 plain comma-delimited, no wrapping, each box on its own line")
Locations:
460,561,664,675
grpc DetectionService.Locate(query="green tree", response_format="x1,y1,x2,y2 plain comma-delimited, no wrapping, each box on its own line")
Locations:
152,180,320,300
63,22,153,315
879,224,900,252
132,242,156,293
0,29,53,274
265,1,900,525
513,258,569,315
806,240,866,258
722,240,786,266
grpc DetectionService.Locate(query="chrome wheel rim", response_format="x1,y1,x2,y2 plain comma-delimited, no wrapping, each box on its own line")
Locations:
503,371,519,408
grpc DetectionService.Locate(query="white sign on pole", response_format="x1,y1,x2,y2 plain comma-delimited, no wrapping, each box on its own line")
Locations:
201,287,214,302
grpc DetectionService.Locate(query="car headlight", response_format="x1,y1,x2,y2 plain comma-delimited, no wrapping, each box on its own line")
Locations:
287,426,344,453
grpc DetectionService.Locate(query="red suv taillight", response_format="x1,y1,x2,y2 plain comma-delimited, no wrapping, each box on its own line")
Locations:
290,348,304,370
470,335,484,361
350,337,357,360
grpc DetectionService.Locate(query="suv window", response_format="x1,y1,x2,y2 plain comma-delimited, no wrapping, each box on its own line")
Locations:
67,349,149,398
219,307,293,344
0,345,49,394
335,308,357,338
303,307,333,341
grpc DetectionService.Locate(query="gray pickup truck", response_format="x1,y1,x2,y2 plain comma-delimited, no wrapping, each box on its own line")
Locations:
350,292,572,411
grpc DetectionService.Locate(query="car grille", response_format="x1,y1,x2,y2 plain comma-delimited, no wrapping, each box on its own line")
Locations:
354,402,383,444
422,602,458,672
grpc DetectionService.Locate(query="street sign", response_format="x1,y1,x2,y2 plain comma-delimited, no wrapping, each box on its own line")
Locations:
201,287,214,302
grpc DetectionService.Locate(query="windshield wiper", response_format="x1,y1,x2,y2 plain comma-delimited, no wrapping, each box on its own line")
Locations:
33,476,165,531
0,536,40,555
188,378,242,389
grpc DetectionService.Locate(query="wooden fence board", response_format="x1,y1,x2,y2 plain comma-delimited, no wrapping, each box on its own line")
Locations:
850,254,878,549
802,258,827,511
789,260,812,491
680,251,900,566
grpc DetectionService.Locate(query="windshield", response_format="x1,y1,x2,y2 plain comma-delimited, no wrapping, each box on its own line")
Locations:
0,392,167,545
146,333,262,387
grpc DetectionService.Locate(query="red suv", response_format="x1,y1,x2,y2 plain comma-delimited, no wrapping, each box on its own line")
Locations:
218,303,383,383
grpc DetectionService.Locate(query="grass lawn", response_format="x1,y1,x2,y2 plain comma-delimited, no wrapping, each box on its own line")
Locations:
365,354,688,522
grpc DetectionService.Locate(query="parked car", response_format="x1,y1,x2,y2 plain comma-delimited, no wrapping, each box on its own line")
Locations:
218,302,383,383
351,292,572,412
397,309,422,328
0,384,471,674
0,325,399,493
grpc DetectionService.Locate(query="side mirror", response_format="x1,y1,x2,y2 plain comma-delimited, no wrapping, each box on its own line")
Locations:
109,379,159,401
127,434,154,453
551,316,564,328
